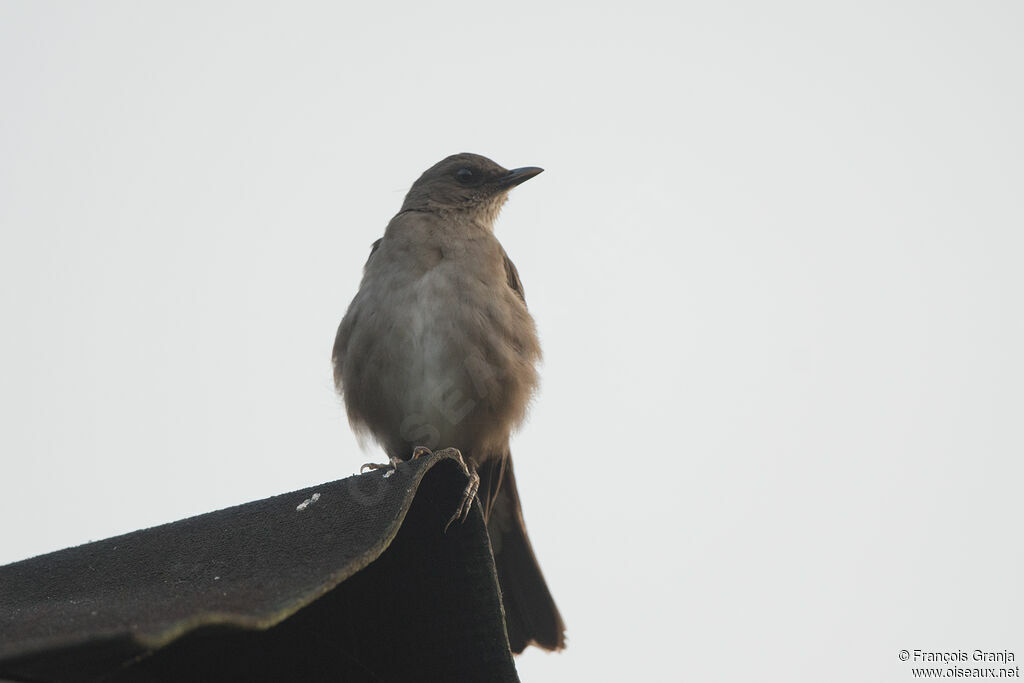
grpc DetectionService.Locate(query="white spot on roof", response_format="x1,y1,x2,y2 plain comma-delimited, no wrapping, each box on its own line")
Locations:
295,492,321,511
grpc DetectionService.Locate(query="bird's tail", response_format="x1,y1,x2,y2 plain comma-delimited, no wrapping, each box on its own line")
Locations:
478,455,566,653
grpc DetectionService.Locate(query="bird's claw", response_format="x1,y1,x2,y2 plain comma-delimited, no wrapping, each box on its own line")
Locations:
443,469,480,533
438,448,480,533
360,447,480,529
360,454,403,477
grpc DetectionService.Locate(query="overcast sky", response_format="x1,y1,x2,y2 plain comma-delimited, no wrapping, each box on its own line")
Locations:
2,2,1022,681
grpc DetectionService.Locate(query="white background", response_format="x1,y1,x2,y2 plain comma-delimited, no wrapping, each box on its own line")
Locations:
2,2,1022,681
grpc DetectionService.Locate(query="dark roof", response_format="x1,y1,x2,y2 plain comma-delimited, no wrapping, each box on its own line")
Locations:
0,451,519,682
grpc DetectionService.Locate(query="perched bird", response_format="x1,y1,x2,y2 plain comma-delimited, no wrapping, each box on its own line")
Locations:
332,153,565,653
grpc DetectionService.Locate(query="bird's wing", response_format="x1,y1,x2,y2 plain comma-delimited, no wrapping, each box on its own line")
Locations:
364,237,383,272
501,247,527,304
332,237,383,392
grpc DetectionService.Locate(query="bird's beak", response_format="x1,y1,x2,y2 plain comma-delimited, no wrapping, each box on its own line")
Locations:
495,166,544,189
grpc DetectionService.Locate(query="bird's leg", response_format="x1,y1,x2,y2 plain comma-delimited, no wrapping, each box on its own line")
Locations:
360,454,404,479
439,449,480,533
411,446,432,460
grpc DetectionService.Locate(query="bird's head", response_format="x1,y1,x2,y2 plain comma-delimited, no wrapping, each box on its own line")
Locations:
400,153,543,226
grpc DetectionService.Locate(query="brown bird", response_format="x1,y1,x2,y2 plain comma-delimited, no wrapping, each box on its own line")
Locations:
332,153,565,653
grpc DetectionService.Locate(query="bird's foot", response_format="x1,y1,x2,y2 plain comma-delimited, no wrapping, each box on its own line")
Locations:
360,454,404,479
411,446,432,460
434,448,480,533
445,469,480,533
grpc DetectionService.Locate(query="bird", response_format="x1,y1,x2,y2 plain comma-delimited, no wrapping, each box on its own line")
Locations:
332,152,565,653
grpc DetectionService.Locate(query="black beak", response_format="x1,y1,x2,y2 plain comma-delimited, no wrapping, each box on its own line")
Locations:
494,166,544,189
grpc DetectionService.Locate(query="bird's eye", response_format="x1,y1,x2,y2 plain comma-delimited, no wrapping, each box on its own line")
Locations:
455,168,475,185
